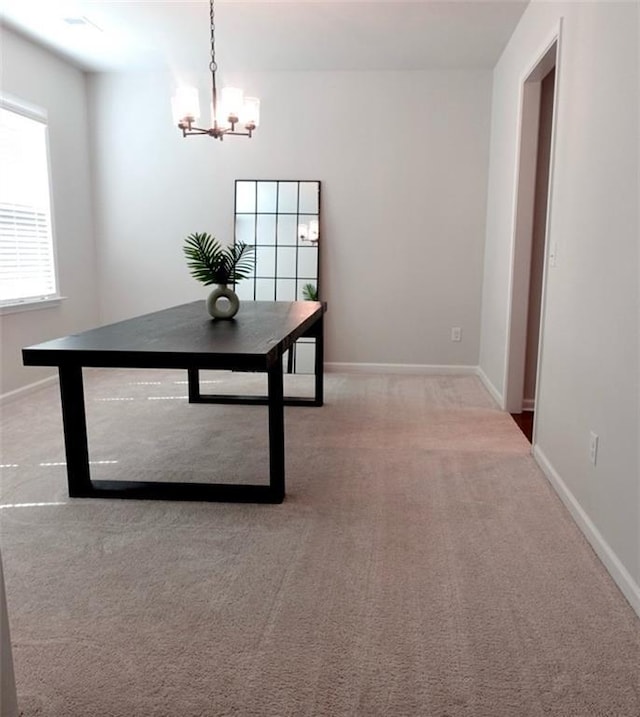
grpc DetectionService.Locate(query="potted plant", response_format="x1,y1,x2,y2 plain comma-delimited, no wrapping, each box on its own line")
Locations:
183,232,254,319
302,283,318,301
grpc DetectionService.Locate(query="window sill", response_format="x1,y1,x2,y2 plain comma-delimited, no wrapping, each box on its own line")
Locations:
0,296,67,316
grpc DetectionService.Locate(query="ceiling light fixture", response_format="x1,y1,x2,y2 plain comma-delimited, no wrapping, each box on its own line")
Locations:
171,0,259,141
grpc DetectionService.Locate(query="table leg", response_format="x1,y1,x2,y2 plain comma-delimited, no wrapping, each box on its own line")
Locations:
58,365,92,497
187,368,201,402
267,356,285,502
287,344,295,373
314,314,324,407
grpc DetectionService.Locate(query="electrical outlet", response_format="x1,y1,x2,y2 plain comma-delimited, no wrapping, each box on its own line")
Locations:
589,431,599,466
451,327,462,342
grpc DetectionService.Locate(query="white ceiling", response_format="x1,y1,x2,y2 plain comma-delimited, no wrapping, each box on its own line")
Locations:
0,0,529,73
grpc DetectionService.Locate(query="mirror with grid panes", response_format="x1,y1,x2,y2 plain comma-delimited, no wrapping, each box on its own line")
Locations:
234,180,320,373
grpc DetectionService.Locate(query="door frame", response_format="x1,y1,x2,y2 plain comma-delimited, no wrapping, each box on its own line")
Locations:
503,20,564,447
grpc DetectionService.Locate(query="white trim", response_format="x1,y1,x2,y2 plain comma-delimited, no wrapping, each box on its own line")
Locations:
502,72,525,411
522,398,535,411
0,375,57,405
0,296,66,315
503,20,564,415
0,95,60,306
533,445,640,619
475,366,504,408
0,92,47,123
325,362,477,376
531,18,564,447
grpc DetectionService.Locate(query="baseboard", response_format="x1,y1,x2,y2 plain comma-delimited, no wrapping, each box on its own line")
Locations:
522,398,535,411
0,374,57,405
533,445,640,619
325,362,478,375
475,366,504,408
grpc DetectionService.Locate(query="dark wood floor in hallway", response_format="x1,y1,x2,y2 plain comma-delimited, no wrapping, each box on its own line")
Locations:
511,411,534,442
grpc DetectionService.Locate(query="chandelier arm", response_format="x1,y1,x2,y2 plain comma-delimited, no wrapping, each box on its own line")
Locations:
181,127,252,140
181,126,212,136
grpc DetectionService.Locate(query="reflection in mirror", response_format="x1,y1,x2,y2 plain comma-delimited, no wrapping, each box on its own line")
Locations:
297,280,317,301
255,278,275,300
309,218,319,243
277,247,297,277
298,247,318,277
294,341,316,373
256,246,276,276
257,182,277,213
297,214,319,245
276,278,296,301
256,214,276,244
299,182,319,214
235,214,255,245
278,182,298,213
236,181,256,213
277,215,297,246
234,179,321,373
235,280,254,301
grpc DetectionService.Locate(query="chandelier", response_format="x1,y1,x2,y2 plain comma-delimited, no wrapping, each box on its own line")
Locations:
171,0,260,140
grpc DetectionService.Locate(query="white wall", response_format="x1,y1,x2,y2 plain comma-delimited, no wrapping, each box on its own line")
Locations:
0,28,99,396
88,69,492,368
479,1,639,606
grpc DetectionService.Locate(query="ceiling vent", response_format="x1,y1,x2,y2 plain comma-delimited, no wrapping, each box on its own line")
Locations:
62,16,102,31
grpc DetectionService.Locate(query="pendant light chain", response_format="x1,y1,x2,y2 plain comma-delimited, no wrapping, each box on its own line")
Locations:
172,0,259,139
209,0,217,74
209,0,218,125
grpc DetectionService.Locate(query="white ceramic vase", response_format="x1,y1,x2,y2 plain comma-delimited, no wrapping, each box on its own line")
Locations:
206,284,240,320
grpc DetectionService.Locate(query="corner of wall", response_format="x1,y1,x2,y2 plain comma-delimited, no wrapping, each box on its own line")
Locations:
475,365,504,409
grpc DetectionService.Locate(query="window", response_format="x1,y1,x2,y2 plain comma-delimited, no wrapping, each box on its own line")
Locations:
0,96,58,307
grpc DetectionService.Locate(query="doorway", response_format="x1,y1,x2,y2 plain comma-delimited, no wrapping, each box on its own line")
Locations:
505,39,559,443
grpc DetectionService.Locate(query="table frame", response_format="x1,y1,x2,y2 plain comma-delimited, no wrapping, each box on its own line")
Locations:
23,302,325,504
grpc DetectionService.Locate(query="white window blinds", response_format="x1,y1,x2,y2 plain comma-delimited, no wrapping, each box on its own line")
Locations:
0,101,57,305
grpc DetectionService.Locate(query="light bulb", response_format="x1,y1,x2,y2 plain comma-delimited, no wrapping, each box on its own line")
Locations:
309,219,319,243
171,86,200,124
242,97,260,128
220,87,244,123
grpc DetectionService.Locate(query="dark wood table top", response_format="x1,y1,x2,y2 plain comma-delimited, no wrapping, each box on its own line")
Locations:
23,300,324,371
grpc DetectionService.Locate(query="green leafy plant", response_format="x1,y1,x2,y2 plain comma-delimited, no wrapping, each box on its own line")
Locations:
183,232,254,286
302,283,318,301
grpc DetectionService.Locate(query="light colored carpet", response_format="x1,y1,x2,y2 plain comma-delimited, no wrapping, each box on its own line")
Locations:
1,370,638,717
